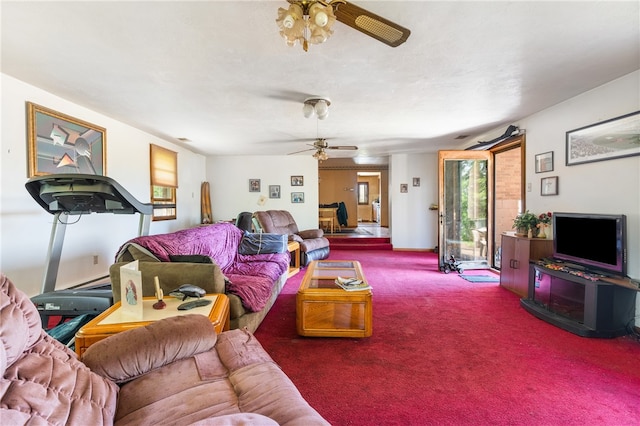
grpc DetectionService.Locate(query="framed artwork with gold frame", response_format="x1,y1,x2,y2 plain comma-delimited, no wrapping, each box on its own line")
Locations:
27,102,106,177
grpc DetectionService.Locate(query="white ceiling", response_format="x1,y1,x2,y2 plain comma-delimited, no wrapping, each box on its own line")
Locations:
2,1,639,161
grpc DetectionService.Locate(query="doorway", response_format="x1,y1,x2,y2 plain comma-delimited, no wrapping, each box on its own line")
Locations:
438,151,492,270
357,172,381,224
438,136,525,271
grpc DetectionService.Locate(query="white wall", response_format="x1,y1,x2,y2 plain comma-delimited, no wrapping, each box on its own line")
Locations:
517,71,639,279
471,70,640,316
1,74,207,296
389,153,439,249
206,155,320,231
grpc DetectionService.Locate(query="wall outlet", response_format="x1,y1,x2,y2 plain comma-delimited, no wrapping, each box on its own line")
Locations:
93,255,99,265
527,182,532,192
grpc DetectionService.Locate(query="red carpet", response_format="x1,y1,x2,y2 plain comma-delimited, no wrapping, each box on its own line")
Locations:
254,250,640,425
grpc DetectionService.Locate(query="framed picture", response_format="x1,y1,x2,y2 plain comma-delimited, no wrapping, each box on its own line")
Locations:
269,185,281,199
249,179,261,192
413,177,421,187
291,192,304,203
566,110,640,166
535,151,554,173
541,176,558,196
291,175,304,186
27,102,106,177
400,183,408,193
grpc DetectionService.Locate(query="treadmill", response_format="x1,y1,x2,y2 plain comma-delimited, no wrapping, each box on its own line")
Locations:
26,173,153,328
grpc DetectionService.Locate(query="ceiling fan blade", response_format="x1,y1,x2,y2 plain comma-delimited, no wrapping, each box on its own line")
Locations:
333,1,411,47
326,145,358,150
287,147,316,155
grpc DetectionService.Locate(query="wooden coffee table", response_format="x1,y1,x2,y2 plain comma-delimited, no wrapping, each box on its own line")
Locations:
75,294,229,356
296,260,372,337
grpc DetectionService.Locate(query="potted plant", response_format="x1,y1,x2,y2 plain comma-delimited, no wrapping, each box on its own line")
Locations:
513,210,539,237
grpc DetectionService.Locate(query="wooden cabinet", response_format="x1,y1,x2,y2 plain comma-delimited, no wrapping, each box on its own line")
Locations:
499,234,552,297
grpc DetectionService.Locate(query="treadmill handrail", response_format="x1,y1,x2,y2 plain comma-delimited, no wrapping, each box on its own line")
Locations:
25,173,153,216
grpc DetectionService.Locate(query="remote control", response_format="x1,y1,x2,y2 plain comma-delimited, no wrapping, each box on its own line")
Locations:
177,299,212,310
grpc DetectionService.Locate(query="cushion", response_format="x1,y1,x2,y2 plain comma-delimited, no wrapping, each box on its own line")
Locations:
83,314,217,383
0,274,43,367
238,232,287,255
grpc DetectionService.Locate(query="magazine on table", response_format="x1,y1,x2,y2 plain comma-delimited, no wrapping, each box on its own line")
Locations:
335,276,371,291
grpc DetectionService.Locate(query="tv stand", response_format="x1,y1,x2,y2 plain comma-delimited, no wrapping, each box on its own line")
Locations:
521,261,637,338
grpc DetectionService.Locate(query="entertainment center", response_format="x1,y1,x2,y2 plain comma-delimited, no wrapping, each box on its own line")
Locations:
519,213,638,338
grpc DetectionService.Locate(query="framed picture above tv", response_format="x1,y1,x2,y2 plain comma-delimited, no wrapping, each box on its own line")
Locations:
566,110,640,166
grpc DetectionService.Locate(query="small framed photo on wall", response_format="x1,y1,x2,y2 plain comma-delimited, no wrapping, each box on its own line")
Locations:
269,185,280,199
291,176,304,186
249,179,261,192
541,176,558,196
413,177,421,187
291,192,304,203
535,151,554,173
400,183,408,193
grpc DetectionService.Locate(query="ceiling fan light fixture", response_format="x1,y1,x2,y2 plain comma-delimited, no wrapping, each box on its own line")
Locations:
315,99,329,118
309,3,329,27
302,103,314,118
313,149,329,161
303,97,331,120
276,1,337,51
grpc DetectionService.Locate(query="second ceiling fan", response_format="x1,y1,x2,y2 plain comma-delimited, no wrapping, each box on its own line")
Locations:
289,138,358,161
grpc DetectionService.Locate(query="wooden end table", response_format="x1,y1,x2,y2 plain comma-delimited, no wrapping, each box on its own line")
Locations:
296,260,372,337
75,294,229,356
288,241,301,277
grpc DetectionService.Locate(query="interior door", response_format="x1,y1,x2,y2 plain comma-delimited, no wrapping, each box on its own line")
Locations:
438,151,493,271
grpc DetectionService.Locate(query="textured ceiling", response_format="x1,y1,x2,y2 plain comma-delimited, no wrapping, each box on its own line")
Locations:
2,1,639,161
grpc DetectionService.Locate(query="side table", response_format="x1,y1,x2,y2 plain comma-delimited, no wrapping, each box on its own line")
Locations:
75,294,229,356
287,241,301,277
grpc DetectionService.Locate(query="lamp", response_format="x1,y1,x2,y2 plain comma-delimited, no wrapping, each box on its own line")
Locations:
303,97,331,120
276,1,337,51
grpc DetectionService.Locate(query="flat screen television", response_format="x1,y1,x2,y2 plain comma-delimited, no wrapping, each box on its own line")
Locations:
552,212,626,277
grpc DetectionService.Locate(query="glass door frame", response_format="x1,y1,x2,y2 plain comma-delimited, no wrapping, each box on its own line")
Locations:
438,150,493,270
490,136,526,269
438,135,526,271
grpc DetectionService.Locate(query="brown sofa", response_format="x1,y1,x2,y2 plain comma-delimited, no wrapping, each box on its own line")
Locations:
0,273,329,425
254,210,330,266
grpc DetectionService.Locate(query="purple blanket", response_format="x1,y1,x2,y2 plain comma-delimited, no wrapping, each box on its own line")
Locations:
117,222,289,312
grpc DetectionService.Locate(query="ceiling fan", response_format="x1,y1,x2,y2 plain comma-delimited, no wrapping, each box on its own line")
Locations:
276,0,411,51
288,138,358,161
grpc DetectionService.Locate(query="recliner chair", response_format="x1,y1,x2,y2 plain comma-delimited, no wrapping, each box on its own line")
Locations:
253,210,330,266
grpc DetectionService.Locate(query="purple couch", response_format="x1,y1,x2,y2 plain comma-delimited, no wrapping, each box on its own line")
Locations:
111,222,290,332
0,274,329,425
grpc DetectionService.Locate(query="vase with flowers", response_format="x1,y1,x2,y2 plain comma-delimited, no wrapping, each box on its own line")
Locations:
537,212,553,239
513,210,539,237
